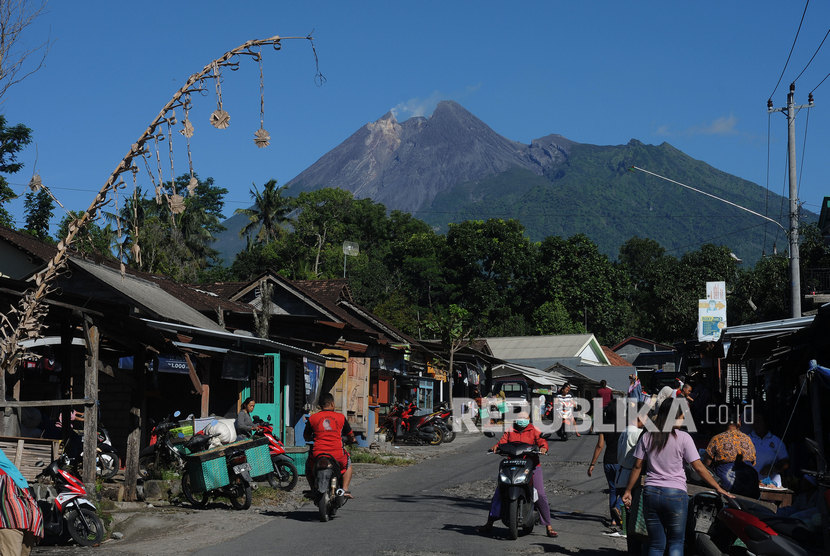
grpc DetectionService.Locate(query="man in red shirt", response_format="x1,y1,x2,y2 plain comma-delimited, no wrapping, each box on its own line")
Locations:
597,380,613,409
304,393,356,497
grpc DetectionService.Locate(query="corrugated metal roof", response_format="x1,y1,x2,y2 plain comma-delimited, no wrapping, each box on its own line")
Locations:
491,362,568,387
486,334,597,360
141,318,331,363
71,258,225,331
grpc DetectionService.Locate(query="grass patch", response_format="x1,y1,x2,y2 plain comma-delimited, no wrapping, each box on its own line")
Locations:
349,448,414,466
252,486,292,505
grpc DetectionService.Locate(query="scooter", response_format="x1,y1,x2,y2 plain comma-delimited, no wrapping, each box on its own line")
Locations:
489,442,542,540
139,410,188,479
33,454,106,546
431,402,456,443
308,451,349,522
180,441,254,510
377,403,442,445
251,415,299,491
687,489,821,555
63,424,120,481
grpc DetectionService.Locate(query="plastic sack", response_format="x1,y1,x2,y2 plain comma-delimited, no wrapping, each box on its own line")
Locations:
204,419,237,445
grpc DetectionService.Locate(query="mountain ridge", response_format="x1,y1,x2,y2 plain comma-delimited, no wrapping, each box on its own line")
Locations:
215,101,811,265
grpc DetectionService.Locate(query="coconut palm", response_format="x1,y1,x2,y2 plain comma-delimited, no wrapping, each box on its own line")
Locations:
235,179,293,245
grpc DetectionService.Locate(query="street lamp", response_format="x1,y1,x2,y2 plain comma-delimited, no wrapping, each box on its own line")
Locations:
629,166,799,318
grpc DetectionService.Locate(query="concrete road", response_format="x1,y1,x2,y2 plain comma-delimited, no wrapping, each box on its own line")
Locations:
197,432,627,555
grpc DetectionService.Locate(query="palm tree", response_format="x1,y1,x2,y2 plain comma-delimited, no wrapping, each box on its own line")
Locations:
235,179,292,245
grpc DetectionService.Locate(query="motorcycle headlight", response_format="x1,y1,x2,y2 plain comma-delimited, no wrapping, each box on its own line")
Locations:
513,471,529,484
499,473,510,483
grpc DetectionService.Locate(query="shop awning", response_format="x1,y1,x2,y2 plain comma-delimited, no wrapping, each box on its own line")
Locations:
491,362,568,387
141,318,336,365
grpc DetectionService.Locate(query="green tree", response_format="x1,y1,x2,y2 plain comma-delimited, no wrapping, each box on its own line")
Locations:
105,175,228,282
425,304,472,400
534,234,634,345
442,219,535,335
532,299,583,335
56,211,116,257
22,188,53,241
235,179,292,245
0,116,32,228
293,188,354,277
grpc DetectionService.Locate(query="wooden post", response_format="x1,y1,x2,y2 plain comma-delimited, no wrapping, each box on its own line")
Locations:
60,323,73,447
82,319,99,491
123,350,145,501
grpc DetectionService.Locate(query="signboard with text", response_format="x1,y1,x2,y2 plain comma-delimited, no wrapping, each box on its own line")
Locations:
698,281,727,342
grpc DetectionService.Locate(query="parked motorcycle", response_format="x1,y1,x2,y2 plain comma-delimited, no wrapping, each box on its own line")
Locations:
181,441,254,510
377,402,442,445
33,454,106,546
63,424,120,481
685,436,828,555
139,410,188,479
308,451,349,522
251,415,299,491
489,442,543,540
432,402,455,443
687,489,823,555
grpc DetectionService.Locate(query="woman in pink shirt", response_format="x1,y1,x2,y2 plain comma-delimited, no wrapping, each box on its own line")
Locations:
622,399,729,556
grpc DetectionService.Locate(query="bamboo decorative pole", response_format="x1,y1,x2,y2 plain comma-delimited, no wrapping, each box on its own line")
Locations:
0,35,315,383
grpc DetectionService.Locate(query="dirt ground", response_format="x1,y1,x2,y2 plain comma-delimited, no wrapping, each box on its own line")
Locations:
34,434,481,555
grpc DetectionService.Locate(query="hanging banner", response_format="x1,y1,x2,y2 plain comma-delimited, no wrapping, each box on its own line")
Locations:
304,357,323,407
698,281,727,342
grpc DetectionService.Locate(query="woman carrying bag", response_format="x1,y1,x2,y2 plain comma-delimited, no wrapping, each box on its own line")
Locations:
621,399,730,556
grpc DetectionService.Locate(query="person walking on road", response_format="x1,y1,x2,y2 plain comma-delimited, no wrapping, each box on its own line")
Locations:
622,399,731,556
478,411,558,538
588,402,623,527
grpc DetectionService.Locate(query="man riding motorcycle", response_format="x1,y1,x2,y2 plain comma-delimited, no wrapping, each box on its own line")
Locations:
304,393,356,498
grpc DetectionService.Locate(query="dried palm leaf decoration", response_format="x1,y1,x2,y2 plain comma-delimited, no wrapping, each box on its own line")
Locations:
210,61,230,129
254,47,270,148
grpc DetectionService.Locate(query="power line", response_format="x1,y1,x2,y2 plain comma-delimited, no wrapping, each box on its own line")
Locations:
793,27,830,84
797,106,811,199
810,71,830,94
664,222,769,255
770,0,810,99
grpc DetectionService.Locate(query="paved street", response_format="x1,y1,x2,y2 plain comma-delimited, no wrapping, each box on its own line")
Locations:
197,432,625,555
34,431,627,555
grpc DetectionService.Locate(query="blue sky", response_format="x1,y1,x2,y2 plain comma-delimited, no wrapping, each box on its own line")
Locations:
2,1,829,235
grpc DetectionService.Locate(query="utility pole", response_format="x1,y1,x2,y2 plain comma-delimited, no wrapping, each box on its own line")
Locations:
768,83,814,318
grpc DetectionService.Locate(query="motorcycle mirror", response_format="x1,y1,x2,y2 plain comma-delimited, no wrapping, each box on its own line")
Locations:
173,410,181,418
484,431,495,438
267,415,271,422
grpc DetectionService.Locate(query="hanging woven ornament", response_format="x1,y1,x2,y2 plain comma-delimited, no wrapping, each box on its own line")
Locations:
28,174,43,192
209,62,230,129
254,47,270,148
169,193,185,214
187,176,198,196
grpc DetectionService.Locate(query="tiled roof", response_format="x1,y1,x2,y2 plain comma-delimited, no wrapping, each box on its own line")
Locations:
197,281,248,300
602,346,632,367
0,225,58,262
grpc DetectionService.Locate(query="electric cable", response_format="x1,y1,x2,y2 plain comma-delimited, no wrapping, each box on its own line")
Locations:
797,106,810,200
770,0,810,100
810,71,830,94
792,27,830,84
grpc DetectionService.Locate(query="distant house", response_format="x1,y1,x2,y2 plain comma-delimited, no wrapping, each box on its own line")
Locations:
612,336,677,373
484,334,634,396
